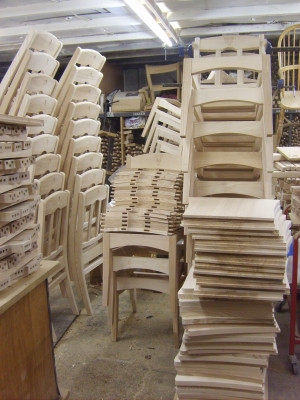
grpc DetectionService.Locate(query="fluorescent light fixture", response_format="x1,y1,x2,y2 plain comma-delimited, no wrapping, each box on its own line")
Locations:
124,0,173,47
157,2,170,14
170,21,180,30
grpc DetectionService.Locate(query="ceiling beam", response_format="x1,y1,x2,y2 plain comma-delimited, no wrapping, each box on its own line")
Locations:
0,16,141,39
0,0,124,20
169,3,300,23
180,22,296,37
61,32,155,46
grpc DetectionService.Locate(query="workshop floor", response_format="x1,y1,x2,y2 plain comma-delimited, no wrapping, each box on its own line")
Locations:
51,287,300,400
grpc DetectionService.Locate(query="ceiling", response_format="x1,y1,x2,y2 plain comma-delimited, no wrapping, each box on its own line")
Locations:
0,0,299,66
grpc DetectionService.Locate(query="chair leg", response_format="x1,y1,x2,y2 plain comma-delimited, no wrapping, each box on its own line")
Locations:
76,271,93,316
129,289,137,313
59,277,79,315
275,106,285,148
169,233,181,348
112,274,118,342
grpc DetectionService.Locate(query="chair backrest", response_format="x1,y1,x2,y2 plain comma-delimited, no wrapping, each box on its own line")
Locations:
146,62,181,102
192,35,266,58
27,114,57,136
126,153,182,171
17,93,57,117
31,134,59,156
76,185,108,246
66,83,101,104
33,153,61,178
278,24,300,92
38,172,65,198
38,190,69,259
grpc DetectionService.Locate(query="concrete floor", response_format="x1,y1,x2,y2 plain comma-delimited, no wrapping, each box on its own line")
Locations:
51,287,300,400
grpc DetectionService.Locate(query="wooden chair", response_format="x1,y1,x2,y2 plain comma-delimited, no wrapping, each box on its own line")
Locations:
26,114,58,136
275,24,300,146
145,63,181,103
33,154,61,178
54,84,101,134
63,135,101,181
68,168,106,278
66,152,103,192
38,172,65,199
9,73,58,116
58,118,100,156
37,190,79,315
181,37,273,202
17,94,57,117
103,230,183,348
0,29,61,114
74,184,108,315
31,134,59,156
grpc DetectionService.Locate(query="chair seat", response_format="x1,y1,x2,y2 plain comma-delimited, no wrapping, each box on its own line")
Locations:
281,91,300,110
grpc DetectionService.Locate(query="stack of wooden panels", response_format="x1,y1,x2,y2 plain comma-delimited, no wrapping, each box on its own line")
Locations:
176,269,271,400
101,168,184,235
175,196,291,400
142,97,182,155
181,35,273,202
0,115,43,291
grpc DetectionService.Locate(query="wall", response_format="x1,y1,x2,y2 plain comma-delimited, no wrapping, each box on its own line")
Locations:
100,62,124,95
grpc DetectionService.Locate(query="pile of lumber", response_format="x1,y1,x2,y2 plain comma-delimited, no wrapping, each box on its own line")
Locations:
101,168,184,235
124,131,144,158
142,97,181,155
0,115,43,291
175,197,291,399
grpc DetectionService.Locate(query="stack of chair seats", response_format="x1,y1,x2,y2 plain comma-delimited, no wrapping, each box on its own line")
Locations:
101,155,184,236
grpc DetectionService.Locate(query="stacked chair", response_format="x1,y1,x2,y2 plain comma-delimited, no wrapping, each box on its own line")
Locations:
0,30,79,316
102,153,185,347
175,35,291,400
142,97,182,155
52,47,107,315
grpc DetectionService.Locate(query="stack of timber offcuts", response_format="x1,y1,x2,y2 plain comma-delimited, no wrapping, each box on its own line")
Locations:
101,168,184,235
175,197,291,400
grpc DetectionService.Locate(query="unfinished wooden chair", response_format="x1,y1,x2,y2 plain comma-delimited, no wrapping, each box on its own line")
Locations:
31,134,59,156
145,63,181,103
68,168,106,278
54,83,101,132
181,38,273,202
38,172,65,199
32,153,61,178
9,73,58,116
143,107,181,154
275,24,300,146
57,47,105,91
103,230,183,348
58,118,100,156
26,115,58,136
63,136,101,181
55,66,103,112
74,184,108,314
38,190,79,315
65,152,103,191
17,94,57,117
55,101,100,141
0,29,62,113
